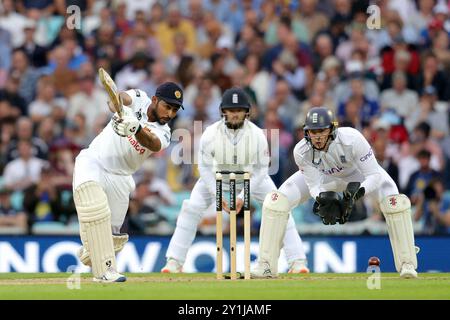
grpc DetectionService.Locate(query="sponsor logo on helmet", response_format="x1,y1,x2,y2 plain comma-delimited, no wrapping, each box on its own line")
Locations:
232,93,238,104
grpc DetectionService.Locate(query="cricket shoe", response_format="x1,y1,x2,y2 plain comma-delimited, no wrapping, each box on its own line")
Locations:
161,258,183,273
93,267,127,283
288,259,310,273
251,261,276,279
400,263,417,279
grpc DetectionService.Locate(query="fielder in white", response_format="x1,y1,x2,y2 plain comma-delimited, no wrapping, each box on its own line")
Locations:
73,82,184,282
161,88,309,274
252,106,419,279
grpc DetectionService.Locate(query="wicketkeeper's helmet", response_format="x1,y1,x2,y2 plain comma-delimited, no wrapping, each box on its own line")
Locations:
303,106,338,145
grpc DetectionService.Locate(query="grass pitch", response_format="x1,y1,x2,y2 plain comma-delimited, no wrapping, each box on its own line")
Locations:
0,273,449,300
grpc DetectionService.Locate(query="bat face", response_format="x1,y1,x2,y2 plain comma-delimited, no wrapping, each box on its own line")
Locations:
99,68,123,117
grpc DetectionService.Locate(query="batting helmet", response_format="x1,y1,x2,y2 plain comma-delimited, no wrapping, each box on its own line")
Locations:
220,87,251,112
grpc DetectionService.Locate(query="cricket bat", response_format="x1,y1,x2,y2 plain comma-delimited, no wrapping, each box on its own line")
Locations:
98,67,123,118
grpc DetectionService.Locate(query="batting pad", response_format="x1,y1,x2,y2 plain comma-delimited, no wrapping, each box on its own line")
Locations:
74,181,116,278
79,234,128,267
259,191,290,275
380,194,417,272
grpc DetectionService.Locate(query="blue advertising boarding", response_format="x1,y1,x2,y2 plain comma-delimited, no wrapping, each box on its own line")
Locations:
0,236,448,273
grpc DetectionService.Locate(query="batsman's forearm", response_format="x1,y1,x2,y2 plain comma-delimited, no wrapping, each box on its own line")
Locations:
135,127,162,152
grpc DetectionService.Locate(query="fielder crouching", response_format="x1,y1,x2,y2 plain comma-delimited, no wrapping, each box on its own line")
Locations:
73,82,183,282
253,106,419,279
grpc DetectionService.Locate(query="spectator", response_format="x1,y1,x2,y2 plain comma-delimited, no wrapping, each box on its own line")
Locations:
3,139,47,191
23,164,74,224
28,76,67,124
155,3,197,57
67,67,109,137
121,20,161,62
431,29,450,74
0,0,28,48
242,53,270,109
0,72,27,116
312,33,334,72
263,15,312,72
19,19,48,68
270,79,301,131
404,149,440,203
337,74,380,127
415,178,450,234
0,26,12,88
207,52,232,93
0,187,28,233
294,0,329,41
380,71,419,120
405,85,449,140
115,51,153,91
9,48,42,105
6,116,48,161
373,130,400,187
416,51,450,101
45,45,78,97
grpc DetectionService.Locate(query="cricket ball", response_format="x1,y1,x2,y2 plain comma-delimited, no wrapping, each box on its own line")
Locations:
368,256,380,266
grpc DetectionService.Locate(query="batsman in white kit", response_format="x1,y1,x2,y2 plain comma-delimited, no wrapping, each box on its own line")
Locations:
72,78,184,282
252,106,419,278
161,87,309,274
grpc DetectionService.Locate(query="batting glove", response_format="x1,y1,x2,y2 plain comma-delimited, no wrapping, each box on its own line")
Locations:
112,113,141,137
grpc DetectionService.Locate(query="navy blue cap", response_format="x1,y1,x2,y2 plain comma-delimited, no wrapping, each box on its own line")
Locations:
155,82,184,109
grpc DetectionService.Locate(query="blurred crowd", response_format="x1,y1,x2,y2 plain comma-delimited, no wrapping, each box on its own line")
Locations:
0,0,449,236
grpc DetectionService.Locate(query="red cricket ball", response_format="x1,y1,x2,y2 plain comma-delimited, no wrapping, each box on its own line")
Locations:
368,256,380,266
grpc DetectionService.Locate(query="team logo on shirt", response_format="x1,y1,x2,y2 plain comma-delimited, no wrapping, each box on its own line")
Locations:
135,109,142,120
340,155,347,163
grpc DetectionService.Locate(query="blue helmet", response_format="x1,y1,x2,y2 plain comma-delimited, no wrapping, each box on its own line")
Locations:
303,107,337,147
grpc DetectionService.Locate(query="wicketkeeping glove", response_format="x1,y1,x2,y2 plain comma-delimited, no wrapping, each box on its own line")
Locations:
313,191,343,225
340,182,365,224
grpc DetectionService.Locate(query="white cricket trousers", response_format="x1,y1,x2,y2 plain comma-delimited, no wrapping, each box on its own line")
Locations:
73,149,135,234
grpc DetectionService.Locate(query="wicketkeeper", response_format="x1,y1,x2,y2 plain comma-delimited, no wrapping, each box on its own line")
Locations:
252,106,419,279
73,74,183,282
161,87,309,274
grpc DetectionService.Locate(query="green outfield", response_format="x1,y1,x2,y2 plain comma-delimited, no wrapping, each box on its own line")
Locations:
0,273,449,300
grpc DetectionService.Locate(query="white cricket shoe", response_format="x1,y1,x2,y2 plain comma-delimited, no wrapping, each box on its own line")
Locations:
400,263,417,279
161,258,183,273
251,261,276,279
288,259,310,273
93,268,127,283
